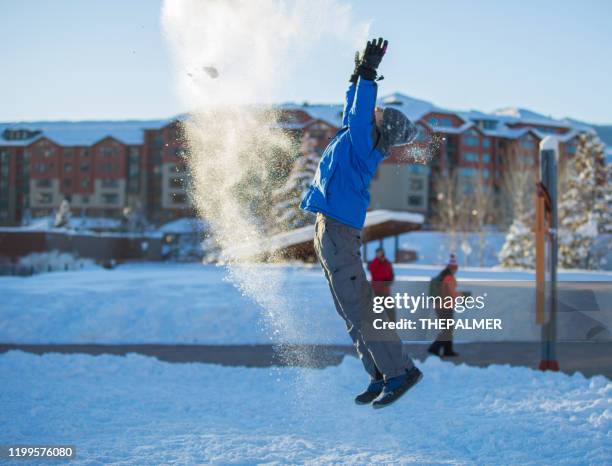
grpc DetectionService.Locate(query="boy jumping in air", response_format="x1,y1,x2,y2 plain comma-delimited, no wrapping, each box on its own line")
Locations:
300,38,422,408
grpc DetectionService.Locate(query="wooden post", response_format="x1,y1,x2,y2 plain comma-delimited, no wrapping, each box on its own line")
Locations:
537,136,559,372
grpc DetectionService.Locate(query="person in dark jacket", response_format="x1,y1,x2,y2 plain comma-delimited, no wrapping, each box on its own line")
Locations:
368,247,395,322
301,38,421,408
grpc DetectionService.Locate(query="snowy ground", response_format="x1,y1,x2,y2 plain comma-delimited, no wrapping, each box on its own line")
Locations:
1,263,611,345
1,350,609,465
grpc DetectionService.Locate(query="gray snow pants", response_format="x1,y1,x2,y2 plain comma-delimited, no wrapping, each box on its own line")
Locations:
314,213,413,381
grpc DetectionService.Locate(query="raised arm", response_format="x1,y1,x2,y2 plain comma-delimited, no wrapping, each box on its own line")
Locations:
341,83,356,128
341,50,362,127
345,38,388,153
347,78,377,148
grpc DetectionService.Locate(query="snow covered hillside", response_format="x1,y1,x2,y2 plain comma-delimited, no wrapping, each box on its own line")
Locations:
0,351,609,465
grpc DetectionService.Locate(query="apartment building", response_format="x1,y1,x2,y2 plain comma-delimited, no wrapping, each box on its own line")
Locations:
0,95,592,227
283,93,586,222
0,120,190,225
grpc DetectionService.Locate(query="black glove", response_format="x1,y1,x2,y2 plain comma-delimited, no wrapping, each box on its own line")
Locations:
357,37,388,81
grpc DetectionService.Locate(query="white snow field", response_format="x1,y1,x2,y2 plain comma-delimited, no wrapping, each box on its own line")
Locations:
0,350,609,465
1,263,611,344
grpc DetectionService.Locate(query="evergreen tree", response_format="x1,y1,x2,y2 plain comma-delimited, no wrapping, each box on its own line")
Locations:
271,136,320,232
498,216,535,268
498,155,536,269
558,133,608,269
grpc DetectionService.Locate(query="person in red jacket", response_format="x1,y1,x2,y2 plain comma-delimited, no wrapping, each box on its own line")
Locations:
368,247,395,322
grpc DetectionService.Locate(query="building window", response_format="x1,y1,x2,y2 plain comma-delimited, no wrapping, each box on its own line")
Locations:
64,148,75,157
483,169,490,178
408,165,425,174
101,179,119,188
521,138,536,150
81,195,89,204
63,179,72,188
482,153,491,163
407,195,422,207
36,179,52,188
463,152,478,162
458,167,477,177
128,147,140,176
536,126,557,134
64,163,73,172
38,193,53,204
102,163,114,173
101,147,117,157
80,163,90,172
463,135,479,147
172,193,187,204
81,179,90,188
151,134,163,149
37,163,52,173
428,116,453,127
477,120,497,130
482,138,491,148
409,179,423,191
102,193,119,204
169,177,183,189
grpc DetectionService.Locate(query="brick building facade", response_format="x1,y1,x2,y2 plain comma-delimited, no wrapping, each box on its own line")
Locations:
0,95,591,227
0,120,190,225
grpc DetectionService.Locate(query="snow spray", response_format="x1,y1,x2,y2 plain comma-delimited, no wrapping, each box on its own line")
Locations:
161,0,368,371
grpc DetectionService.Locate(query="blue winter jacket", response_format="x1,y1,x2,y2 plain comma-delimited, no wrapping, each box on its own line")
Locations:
300,78,384,229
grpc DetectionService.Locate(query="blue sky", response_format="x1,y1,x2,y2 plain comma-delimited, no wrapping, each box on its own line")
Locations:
1,0,610,123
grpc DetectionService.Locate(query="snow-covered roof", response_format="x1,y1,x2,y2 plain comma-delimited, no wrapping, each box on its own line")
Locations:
225,209,424,260
363,209,424,226
423,121,475,135
158,217,207,234
490,107,570,127
377,93,440,122
21,216,123,231
278,103,343,128
0,119,172,147
283,91,592,141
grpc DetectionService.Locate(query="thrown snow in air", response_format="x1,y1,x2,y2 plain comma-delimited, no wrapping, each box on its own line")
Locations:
161,0,368,353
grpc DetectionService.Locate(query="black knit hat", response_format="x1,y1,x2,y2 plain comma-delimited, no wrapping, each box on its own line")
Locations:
378,107,418,155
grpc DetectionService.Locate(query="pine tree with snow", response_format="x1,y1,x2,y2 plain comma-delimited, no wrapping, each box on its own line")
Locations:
498,216,535,268
498,155,536,269
271,136,320,232
602,162,612,234
558,133,608,269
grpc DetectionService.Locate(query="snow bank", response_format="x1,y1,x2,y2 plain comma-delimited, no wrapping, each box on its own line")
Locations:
22,216,123,232
17,251,97,275
0,351,609,464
